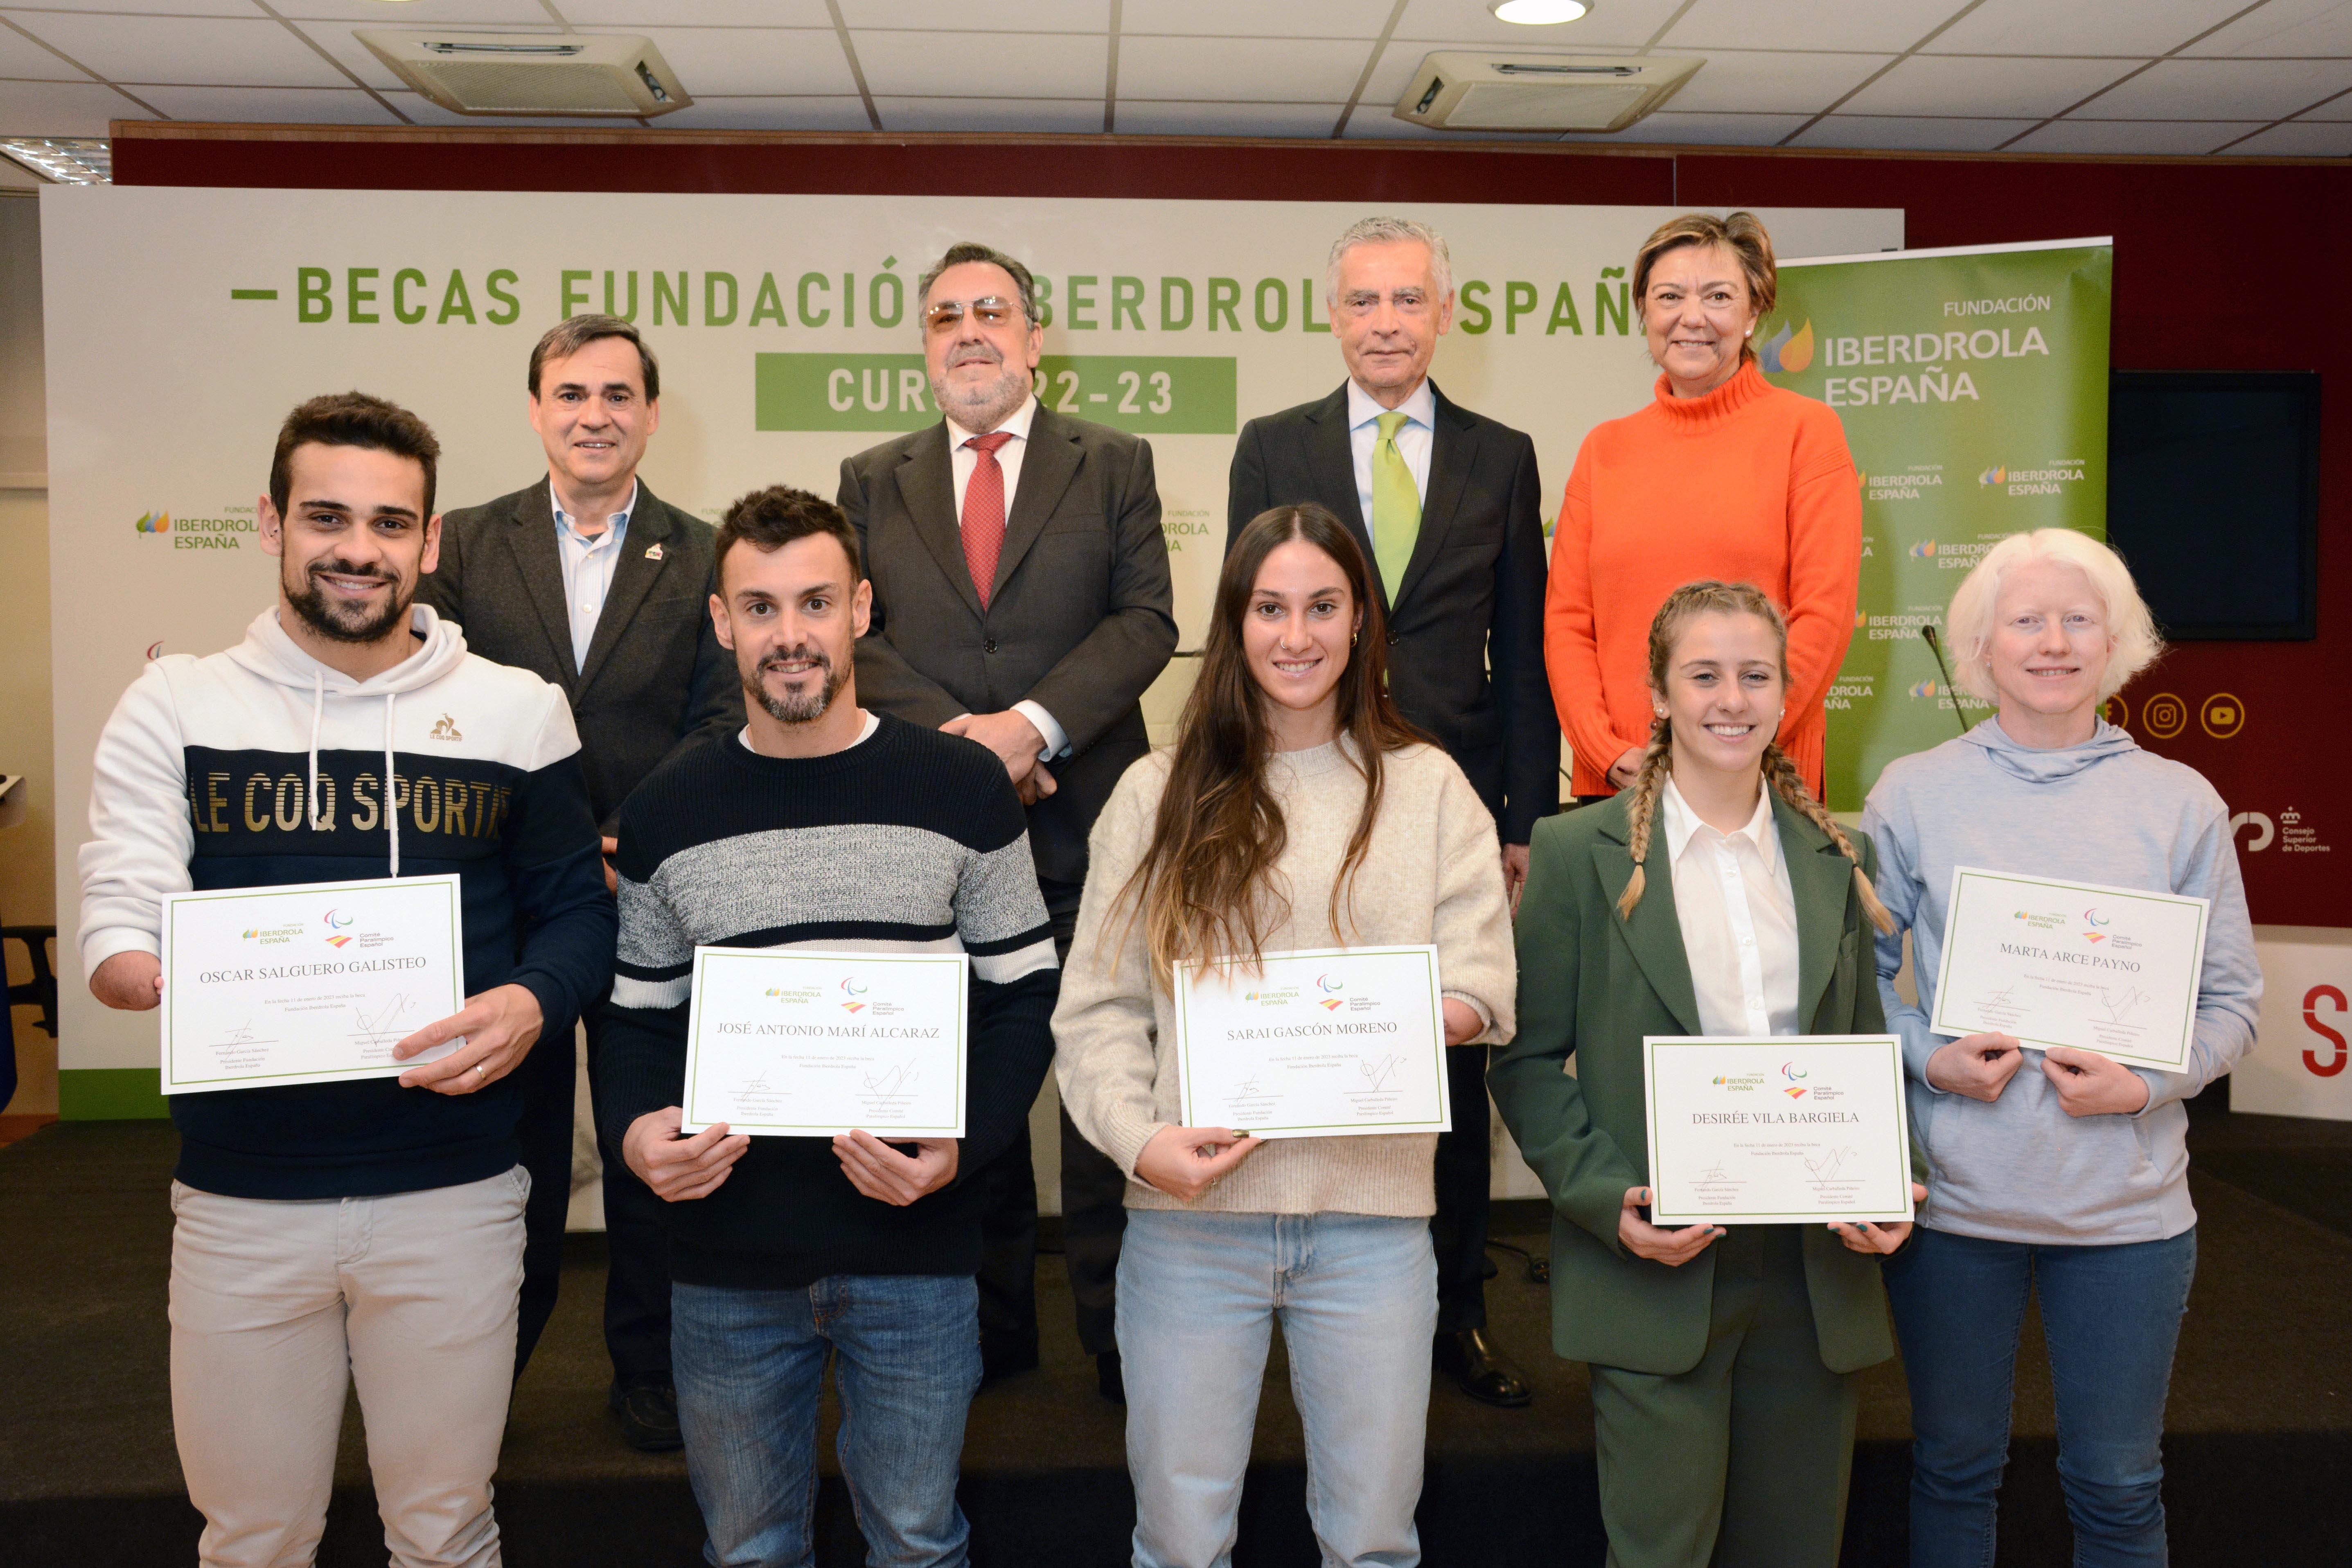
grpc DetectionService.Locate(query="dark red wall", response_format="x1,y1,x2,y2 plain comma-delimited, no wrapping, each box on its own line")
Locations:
118,132,2345,923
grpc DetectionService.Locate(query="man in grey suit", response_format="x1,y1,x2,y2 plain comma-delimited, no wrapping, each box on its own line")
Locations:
419,314,741,1450
838,243,1175,1400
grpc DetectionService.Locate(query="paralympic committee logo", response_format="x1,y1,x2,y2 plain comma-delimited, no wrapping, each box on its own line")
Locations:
134,510,172,535
1317,973,1346,1010
322,907,356,948
839,976,868,1013
1757,318,1815,375
1781,1061,1809,1099
2082,907,2112,943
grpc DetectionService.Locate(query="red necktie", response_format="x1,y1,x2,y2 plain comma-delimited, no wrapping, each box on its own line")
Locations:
961,431,1014,611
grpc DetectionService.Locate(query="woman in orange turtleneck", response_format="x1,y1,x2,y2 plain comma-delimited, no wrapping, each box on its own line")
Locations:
1546,211,1861,800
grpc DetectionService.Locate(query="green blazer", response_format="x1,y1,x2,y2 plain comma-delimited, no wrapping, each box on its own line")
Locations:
1490,790,1897,1377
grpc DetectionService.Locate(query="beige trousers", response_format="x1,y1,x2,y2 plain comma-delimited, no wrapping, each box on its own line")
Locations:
167,1166,529,1568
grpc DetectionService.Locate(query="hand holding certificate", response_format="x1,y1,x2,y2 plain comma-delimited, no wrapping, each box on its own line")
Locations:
1930,866,2210,1071
161,875,466,1094
1643,1036,1914,1227
1174,945,1451,1138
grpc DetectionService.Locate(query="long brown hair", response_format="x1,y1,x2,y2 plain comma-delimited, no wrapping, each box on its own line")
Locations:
1120,504,1427,985
1616,581,1894,936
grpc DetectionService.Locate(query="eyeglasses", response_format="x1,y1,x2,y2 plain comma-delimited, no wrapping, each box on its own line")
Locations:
922,296,1020,333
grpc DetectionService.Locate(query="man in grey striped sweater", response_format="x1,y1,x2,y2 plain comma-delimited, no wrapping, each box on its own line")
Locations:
600,486,1057,1568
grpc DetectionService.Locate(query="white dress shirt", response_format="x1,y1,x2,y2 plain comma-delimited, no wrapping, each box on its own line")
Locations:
1659,777,1801,1038
1346,375,1436,526
942,393,1065,760
551,477,637,673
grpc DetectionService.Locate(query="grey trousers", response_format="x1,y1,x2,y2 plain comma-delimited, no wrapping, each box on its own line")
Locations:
167,1167,529,1568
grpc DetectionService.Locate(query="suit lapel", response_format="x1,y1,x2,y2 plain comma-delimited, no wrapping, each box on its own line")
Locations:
1774,796,1854,1030
1393,383,1479,614
990,406,1082,603
1303,385,1376,582
501,480,578,696
577,481,678,693
893,423,983,622
1588,806,1705,1036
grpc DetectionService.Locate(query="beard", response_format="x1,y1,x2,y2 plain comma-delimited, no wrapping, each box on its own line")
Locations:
283,555,412,645
745,642,848,726
929,345,1031,432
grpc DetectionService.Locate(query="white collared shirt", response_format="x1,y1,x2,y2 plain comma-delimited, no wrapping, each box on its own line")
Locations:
551,477,638,673
1346,376,1436,527
940,393,1064,760
1659,777,1800,1038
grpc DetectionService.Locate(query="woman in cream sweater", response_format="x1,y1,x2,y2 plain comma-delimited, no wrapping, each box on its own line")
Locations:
1054,502,1516,1568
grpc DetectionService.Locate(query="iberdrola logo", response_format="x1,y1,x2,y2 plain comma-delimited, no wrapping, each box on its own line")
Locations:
1909,679,1942,698
1978,465,2008,486
1757,318,1814,375
134,511,171,534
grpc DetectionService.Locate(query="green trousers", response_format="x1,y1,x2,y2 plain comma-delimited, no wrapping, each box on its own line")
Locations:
1588,1225,1861,1568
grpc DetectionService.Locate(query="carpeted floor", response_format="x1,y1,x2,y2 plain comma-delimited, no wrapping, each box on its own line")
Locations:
2,1110,2348,1566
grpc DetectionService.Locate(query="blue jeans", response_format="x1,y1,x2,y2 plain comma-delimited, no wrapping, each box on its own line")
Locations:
1884,1226,2197,1568
1116,1208,1438,1568
672,1274,983,1568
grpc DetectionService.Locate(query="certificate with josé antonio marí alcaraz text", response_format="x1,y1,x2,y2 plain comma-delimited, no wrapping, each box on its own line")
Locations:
1174,945,1451,1139
160,874,465,1094
1643,1036,1914,1227
1929,866,2209,1071
681,947,968,1137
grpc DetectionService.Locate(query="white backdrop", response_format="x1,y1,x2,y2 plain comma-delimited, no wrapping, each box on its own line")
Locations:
43,186,1903,1175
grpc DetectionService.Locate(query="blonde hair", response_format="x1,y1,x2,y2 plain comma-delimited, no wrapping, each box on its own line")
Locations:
1615,581,1894,937
1944,529,2163,704
1632,211,1777,360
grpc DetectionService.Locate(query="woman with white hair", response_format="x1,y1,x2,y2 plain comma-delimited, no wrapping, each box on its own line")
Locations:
1859,528,2261,1568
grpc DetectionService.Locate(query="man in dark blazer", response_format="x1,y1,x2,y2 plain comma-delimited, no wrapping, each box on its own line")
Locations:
419,314,741,1450
839,242,1175,1401
1227,217,1559,1410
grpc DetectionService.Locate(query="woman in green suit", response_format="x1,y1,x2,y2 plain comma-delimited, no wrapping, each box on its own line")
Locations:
1493,580,1918,1568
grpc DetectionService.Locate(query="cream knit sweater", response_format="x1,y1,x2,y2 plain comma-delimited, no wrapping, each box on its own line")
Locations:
1054,738,1517,1218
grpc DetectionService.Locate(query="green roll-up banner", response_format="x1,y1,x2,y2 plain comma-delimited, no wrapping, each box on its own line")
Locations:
1758,238,2115,811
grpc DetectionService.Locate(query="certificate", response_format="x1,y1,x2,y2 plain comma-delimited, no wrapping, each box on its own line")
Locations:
160,875,465,1094
1174,945,1451,1138
681,948,967,1137
1929,866,2210,1071
1643,1036,1914,1227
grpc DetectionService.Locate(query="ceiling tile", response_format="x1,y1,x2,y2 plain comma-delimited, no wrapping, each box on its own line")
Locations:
1789,114,2044,151
2212,120,2352,155
133,84,404,124
841,0,1109,27
576,26,857,97
650,95,876,130
870,95,1107,132
545,1,837,22
2282,88,2352,118
1925,0,2256,57
5,12,350,88
0,20,85,80
1121,0,1392,38
2080,57,2352,120
852,28,1106,98
0,77,144,135
1114,99,1346,135
277,1,559,24
1118,34,1376,102
1362,41,1643,107
1393,0,1695,50
1647,49,1893,115
2007,117,2266,153
1660,0,1966,54
1840,53,2143,117
2185,0,2352,59
2,0,287,15
1573,109,1813,145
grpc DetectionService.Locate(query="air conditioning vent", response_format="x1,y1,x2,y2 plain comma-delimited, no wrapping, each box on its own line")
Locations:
1393,53,1701,133
357,32,691,118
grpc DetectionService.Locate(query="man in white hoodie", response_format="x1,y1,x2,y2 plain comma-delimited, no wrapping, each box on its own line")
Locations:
80,392,616,1568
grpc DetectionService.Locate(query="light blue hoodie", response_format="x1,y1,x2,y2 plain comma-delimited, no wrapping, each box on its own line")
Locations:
1860,717,2260,1245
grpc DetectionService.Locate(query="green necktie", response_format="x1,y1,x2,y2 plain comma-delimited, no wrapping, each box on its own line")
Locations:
1371,409,1421,603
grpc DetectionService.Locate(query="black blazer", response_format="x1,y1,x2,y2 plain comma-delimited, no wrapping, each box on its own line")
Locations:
419,476,743,833
837,407,1177,889
1227,380,1560,844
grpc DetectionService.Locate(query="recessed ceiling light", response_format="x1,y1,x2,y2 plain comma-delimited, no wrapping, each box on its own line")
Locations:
0,138,109,184
1492,0,1592,22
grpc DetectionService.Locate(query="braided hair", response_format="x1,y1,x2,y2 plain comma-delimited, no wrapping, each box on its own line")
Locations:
1615,581,1894,937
